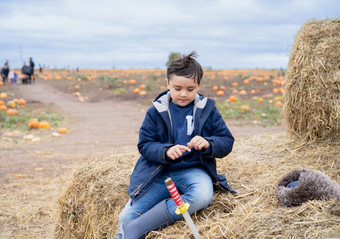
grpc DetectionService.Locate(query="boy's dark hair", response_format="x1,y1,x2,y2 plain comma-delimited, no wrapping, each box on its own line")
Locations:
166,51,203,85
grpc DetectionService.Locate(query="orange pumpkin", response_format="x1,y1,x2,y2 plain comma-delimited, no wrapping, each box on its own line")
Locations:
139,90,147,96
229,95,237,102
0,105,7,111
128,79,136,84
212,86,218,91
17,99,26,106
273,88,279,94
240,105,250,112
275,101,283,107
243,79,249,85
232,82,238,87
7,109,18,116
67,76,72,81
39,121,50,129
133,88,140,94
140,84,146,90
7,101,16,108
219,85,226,91
28,119,39,129
0,100,4,106
58,128,68,134
239,90,247,95
0,92,7,98
216,90,224,96
257,98,263,103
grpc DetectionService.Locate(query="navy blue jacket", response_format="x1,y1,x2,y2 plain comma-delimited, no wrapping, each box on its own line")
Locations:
128,91,236,201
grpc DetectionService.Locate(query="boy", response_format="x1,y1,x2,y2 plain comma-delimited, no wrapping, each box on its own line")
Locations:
115,51,235,238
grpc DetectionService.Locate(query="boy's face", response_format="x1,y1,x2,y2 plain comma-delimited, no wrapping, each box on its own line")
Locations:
167,75,199,107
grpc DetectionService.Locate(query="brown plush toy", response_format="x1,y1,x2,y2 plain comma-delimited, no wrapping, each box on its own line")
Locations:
275,169,340,207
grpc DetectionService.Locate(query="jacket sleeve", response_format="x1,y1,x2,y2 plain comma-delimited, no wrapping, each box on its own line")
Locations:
203,105,234,159
137,107,173,164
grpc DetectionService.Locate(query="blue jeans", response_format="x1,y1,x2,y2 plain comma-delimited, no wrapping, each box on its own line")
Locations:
118,166,213,224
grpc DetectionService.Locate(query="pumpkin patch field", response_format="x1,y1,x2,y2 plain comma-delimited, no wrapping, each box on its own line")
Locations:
0,66,339,239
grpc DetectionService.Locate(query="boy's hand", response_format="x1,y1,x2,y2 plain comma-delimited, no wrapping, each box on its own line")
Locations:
166,145,191,160
187,136,210,151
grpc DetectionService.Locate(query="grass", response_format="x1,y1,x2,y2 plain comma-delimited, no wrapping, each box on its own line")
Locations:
0,102,64,131
216,98,283,127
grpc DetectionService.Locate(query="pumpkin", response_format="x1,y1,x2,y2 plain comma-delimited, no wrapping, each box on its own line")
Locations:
239,90,247,95
275,101,283,107
58,128,68,134
216,90,224,96
140,84,146,90
0,100,3,106
55,76,61,80
219,85,226,91
212,86,218,91
17,99,26,106
243,79,249,85
74,85,80,89
240,105,250,112
39,121,50,129
232,82,238,87
258,98,263,103
0,82,3,86
229,95,237,102
128,79,136,84
0,105,7,111
7,109,18,116
273,88,279,94
0,92,7,98
67,76,72,81
7,101,16,108
139,90,147,96
28,119,39,129
160,85,166,90
133,88,140,94
77,78,82,82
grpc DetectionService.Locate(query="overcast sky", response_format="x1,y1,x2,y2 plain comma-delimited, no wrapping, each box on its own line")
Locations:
0,0,339,70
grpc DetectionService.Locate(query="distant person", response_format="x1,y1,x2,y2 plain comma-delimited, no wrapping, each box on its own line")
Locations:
8,71,17,85
29,57,35,83
39,64,43,73
1,60,9,85
21,62,31,84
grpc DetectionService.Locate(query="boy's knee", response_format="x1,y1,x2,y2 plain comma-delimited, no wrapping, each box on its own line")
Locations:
187,189,213,212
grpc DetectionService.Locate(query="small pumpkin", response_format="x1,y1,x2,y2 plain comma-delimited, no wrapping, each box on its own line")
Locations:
240,105,250,112
212,86,218,91
229,95,237,102
0,105,7,111
28,119,39,129
216,90,224,96
58,128,68,134
17,99,26,106
133,88,140,94
140,84,146,90
7,109,18,116
0,92,7,98
39,121,50,129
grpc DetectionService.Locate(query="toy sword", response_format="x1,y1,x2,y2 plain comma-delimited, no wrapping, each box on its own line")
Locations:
165,178,201,239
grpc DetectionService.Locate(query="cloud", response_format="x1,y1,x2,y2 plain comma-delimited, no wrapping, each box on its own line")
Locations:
0,0,339,69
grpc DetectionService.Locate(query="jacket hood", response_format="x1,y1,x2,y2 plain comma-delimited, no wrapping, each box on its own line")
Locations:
152,90,208,115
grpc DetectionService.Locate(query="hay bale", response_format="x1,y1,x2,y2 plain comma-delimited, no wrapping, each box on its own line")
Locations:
55,134,340,239
55,153,137,239
283,18,340,143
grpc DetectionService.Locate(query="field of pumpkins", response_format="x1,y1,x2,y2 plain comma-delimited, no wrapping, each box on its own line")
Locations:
33,68,285,126
1,68,285,137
